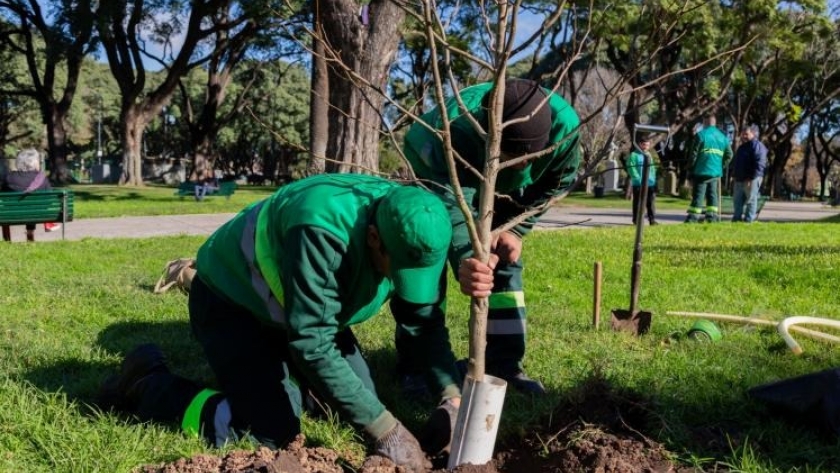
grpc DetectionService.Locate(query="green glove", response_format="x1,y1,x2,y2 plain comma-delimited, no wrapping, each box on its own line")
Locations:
373,421,430,472
418,398,459,456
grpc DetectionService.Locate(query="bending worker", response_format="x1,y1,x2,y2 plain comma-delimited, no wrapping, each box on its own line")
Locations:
685,114,733,223
98,174,481,471
397,78,581,395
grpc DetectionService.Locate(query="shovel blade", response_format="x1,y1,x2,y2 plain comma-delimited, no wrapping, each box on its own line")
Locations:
610,309,652,335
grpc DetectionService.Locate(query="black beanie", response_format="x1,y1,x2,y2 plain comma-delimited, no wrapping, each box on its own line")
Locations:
495,79,552,156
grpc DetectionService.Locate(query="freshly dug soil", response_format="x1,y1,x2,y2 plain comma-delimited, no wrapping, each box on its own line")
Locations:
140,376,716,473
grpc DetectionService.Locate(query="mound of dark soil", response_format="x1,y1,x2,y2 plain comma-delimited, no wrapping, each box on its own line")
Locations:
141,375,714,473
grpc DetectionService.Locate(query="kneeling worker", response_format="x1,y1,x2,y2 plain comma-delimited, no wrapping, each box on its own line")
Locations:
98,173,480,471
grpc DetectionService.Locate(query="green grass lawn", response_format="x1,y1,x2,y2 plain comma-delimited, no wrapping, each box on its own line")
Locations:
64,184,691,219
67,184,276,218
1,223,839,472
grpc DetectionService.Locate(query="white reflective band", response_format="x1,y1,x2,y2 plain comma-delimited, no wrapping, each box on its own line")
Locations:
213,400,233,448
240,201,286,324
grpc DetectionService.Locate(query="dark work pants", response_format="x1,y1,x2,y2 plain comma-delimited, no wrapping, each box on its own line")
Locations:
186,275,375,447
395,233,527,377
687,176,720,222
631,186,657,224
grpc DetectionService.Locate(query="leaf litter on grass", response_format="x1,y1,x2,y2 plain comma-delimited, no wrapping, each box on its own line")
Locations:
139,374,717,473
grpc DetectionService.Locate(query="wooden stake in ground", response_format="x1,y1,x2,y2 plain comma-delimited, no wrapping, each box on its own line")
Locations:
593,261,602,329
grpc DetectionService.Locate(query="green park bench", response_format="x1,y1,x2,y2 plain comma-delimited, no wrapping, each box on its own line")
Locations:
720,195,768,217
175,180,237,200
0,190,74,241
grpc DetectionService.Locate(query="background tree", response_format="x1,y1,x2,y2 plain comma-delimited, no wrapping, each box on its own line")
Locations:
726,2,838,197
94,0,267,186
0,19,38,155
806,104,840,199
213,60,310,181
0,0,97,182
315,0,405,173
175,1,288,180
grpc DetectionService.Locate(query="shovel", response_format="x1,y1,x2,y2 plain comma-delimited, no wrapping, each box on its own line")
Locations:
611,124,670,335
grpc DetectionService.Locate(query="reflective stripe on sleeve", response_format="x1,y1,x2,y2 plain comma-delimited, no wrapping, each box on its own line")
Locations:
240,201,286,324
488,291,525,310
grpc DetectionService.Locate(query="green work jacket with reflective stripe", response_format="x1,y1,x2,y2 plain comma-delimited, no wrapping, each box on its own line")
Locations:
627,149,657,187
403,81,581,244
690,126,732,178
195,174,454,438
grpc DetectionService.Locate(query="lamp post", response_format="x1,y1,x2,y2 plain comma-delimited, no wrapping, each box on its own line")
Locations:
96,95,103,164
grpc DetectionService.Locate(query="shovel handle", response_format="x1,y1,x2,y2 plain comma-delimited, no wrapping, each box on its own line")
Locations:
629,154,650,313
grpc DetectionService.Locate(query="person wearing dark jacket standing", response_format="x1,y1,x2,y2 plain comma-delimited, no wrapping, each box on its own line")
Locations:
400,78,581,395
685,115,733,223
97,174,487,471
1,148,61,242
731,125,768,222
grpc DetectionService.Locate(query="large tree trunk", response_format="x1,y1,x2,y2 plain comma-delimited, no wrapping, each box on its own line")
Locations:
191,135,215,181
308,17,328,176
120,108,146,186
45,106,71,183
320,0,404,174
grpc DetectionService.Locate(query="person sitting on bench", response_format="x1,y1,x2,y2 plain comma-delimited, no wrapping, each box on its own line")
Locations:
194,168,219,201
1,148,60,242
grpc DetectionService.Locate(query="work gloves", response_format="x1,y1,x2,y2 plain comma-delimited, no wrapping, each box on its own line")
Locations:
418,398,460,456
373,421,430,472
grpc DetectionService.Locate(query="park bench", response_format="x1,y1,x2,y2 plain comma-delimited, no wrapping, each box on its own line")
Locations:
0,190,74,241
175,181,237,200
720,195,768,217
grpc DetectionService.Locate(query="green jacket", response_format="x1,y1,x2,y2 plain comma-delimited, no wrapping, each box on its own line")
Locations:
403,82,581,246
626,149,657,187
690,126,732,178
195,174,458,438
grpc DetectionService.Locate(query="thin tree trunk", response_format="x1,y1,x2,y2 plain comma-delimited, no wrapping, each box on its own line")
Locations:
801,122,813,197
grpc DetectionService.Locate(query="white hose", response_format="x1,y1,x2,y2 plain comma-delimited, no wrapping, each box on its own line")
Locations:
667,311,840,344
778,316,840,355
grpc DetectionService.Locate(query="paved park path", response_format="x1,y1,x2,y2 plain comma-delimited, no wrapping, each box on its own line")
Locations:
5,200,840,243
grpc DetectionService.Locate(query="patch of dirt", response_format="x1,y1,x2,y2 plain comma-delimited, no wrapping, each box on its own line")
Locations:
140,375,719,473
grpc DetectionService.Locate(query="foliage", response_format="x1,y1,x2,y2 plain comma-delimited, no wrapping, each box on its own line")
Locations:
0,0,838,190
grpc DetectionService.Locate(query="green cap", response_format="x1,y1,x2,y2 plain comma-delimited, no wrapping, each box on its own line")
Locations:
375,185,451,304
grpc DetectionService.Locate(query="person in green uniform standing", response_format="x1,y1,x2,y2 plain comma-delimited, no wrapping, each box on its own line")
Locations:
626,134,658,226
97,174,479,471
685,115,733,223
398,78,582,395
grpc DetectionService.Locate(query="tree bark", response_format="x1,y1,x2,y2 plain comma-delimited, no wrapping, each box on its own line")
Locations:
308,12,328,175
319,0,404,173
45,106,71,182
120,107,147,186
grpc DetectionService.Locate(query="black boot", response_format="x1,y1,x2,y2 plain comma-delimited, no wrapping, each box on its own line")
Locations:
98,343,170,413
486,364,547,395
98,344,202,424
493,369,547,395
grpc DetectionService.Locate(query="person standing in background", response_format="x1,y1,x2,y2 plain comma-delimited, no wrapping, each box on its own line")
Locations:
731,125,768,222
626,134,658,226
685,115,733,223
